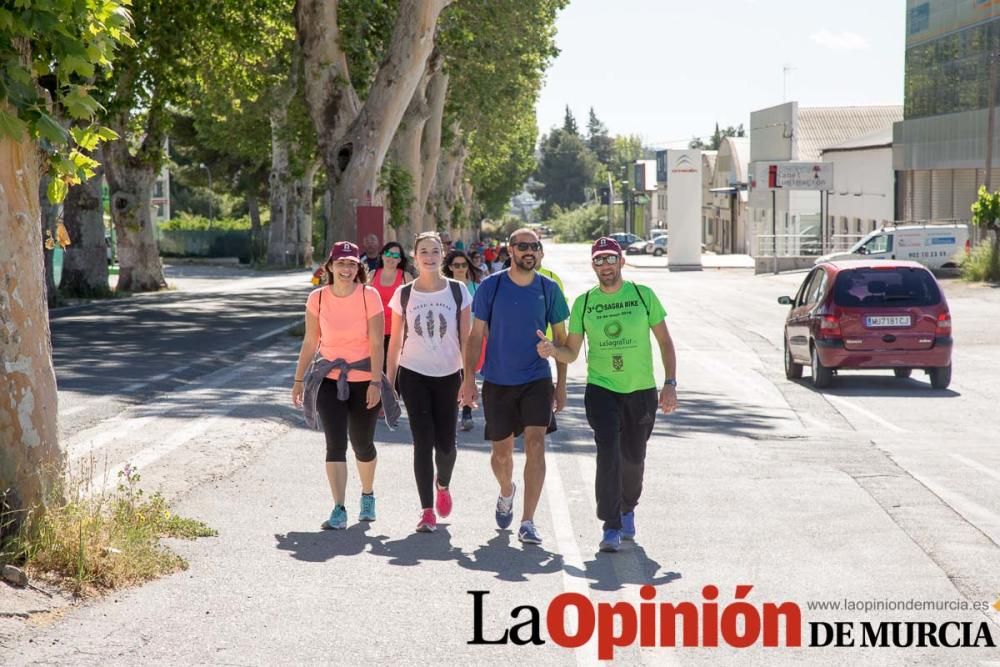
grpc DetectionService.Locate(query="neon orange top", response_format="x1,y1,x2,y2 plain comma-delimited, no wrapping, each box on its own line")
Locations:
306,285,383,381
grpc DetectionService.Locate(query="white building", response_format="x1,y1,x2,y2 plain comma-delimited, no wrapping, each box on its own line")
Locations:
708,136,750,254
748,102,902,256
700,151,717,248
820,127,895,251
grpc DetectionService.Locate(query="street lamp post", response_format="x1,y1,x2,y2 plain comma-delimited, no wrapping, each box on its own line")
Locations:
199,162,213,229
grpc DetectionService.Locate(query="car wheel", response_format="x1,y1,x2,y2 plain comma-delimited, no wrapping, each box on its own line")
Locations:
784,338,803,380
653,248,664,257
810,344,833,389
893,368,912,379
928,364,951,390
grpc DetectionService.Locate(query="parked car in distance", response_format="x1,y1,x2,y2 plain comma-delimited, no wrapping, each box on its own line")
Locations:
815,223,969,271
609,232,643,248
644,235,668,256
778,259,952,389
625,240,647,255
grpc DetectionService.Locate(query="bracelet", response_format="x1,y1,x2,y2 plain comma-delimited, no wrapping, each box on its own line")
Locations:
294,379,303,383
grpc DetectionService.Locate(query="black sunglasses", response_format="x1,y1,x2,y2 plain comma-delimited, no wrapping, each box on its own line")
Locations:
513,242,542,252
450,261,468,269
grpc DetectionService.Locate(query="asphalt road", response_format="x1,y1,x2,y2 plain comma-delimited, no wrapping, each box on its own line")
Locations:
5,246,1000,666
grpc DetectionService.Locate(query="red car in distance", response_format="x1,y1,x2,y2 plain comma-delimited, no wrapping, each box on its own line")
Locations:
778,260,952,389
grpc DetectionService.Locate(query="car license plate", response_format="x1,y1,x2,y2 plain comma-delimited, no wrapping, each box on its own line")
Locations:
866,315,911,328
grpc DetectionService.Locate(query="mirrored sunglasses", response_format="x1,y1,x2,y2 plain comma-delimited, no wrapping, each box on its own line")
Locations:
592,255,620,266
383,250,401,259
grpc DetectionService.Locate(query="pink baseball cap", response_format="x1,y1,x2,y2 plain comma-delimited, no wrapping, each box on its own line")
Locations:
591,237,622,258
327,241,361,263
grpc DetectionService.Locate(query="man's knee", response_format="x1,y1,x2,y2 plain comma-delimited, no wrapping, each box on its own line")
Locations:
491,439,514,462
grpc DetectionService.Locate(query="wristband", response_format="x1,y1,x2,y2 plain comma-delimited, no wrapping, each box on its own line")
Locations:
664,378,677,387
294,379,303,383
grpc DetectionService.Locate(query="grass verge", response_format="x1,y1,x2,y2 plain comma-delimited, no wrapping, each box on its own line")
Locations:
1,464,215,596
960,240,1000,283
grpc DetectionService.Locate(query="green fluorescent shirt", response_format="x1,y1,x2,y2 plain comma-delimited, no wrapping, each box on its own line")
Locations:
568,282,666,394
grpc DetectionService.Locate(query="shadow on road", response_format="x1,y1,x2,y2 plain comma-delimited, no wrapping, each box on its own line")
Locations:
366,526,466,566
274,522,387,562
455,531,564,582
792,375,961,398
565,544,681,592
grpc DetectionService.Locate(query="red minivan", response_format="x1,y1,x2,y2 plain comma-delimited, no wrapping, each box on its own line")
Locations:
778,260,952,389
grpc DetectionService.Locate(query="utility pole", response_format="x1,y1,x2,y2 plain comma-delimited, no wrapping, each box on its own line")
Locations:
607,171,614,235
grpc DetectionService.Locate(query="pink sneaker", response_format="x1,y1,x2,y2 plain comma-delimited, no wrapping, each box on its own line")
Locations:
416,508,437,532
435,484,453,518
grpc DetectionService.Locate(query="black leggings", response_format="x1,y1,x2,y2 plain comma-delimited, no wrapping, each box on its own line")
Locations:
316,378,379,463
398,367,461,509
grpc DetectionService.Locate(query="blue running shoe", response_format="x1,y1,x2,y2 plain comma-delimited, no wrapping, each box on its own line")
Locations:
322,504,348,530
495,483,516,530
359,494,376,521
621,511,636,540
517,521,542,545
599,528,622,552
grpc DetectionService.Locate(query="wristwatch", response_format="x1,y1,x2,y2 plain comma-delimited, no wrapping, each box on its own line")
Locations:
664,378,677,387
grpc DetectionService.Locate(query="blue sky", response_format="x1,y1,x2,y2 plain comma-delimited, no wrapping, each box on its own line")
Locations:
535,0,906,147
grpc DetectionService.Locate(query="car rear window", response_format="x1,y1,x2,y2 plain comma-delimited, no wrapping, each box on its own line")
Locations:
832,267,942,307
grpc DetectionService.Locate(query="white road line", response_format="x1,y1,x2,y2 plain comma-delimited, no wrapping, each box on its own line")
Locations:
59,322,295,419
544,449,599,667
66,360,270,461
86,385,276,493
951,453,1000,484
823,394,907,433
252,321,299,342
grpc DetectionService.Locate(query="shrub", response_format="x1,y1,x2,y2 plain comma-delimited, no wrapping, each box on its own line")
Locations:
548,205,608,242
1,464,215,596
959,239,1000,282
160,212,254,232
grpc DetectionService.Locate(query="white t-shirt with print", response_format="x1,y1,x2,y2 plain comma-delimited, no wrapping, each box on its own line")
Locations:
389,280,472,377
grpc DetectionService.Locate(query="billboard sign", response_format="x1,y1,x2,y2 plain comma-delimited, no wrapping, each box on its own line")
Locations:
776,162,833,190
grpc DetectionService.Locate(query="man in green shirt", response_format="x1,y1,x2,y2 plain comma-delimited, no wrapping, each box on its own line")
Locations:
537,237,677,553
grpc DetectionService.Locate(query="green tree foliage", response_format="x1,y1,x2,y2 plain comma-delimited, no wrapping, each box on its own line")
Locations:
969,185,1000,281
689,122,745,150
562,105,578,135
535,128,599,217
548,204,607,242
440,0,566,219
0,1,132,200
587,107,613,165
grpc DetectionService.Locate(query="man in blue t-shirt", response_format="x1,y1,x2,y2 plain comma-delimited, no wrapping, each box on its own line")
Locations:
460,228,569,545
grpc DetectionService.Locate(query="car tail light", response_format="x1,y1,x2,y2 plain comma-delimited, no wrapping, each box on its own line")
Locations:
819,314,842,338
935,311,951,336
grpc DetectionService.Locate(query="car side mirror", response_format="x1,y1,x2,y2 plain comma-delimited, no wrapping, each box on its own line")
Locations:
857,246,868,255
777,296,793,305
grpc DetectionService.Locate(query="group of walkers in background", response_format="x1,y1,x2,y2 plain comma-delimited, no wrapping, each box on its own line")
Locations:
292,228,678,552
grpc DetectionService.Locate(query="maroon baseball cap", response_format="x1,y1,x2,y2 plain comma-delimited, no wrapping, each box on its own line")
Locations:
591,237,622,258
327,241,361,263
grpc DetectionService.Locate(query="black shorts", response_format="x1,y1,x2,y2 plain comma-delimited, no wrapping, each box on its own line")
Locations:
482,378,557,441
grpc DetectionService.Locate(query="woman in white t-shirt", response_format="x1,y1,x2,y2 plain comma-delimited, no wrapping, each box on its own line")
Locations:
386,232,472,533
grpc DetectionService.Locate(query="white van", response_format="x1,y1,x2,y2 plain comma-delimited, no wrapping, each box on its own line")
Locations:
816,224,969,270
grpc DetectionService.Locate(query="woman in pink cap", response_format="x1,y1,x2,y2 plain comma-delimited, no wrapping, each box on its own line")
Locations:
292,241,384,530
